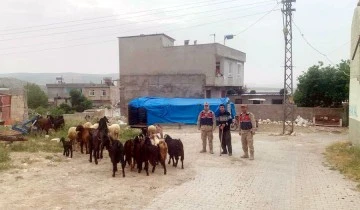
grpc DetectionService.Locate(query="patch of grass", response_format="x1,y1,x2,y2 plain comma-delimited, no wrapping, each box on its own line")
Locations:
8,139,62,153
119,128,141,142
0,146,11,171
44,155,63,162
325,141,360,190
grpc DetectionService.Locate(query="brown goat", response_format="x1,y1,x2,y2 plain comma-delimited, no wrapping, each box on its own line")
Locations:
75,125,91,154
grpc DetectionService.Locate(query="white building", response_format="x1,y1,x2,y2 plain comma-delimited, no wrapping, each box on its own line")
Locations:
349,2,360,145
118,33,246,114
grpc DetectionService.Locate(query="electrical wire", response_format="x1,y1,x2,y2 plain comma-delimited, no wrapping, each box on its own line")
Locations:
236,2,280,35
292,20,335,65
0,0,276,33
0,9,279,56
0,2,277,42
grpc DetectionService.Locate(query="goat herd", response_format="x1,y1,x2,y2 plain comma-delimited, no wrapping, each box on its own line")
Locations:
59,116,184,178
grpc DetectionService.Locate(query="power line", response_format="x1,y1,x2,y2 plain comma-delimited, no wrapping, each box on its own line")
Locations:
0,2,277,42
0,0,276,33
1,4,263,51
292,20,335,64
0,3,276,48
236,2,280,35
292,20,351,77
0,0,275,36
0,9,278,56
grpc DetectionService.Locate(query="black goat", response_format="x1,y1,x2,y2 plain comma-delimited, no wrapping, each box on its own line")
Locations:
60,137,73,158
133,135,161,176
124,139,135,170
108,137,126,177
164,134,184,169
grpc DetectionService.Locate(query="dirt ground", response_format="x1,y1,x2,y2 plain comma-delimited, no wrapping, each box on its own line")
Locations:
0,124,350,210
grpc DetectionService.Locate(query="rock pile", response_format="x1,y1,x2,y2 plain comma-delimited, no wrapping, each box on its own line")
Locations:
257,115,313,127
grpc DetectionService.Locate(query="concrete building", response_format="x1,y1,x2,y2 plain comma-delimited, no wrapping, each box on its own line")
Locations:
46,78,119,108
0,88,28,125
118,33,246,114
349,2,360,145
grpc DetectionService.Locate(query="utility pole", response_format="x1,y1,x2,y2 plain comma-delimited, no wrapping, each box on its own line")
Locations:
282,0,295,134
210,34,216,43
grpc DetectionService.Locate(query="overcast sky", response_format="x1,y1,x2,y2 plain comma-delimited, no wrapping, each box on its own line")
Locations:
0,0,357,88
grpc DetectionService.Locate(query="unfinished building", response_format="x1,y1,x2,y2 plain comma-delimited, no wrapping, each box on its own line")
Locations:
118,34,246,114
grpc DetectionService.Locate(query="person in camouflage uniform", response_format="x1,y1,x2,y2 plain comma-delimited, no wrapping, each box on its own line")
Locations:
197,102,216,154
238,104,256,160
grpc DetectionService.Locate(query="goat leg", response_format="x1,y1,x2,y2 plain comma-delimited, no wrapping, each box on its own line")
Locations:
121,160,126,177
112,162,117,177
80,142,84,154
161,160,167,175
70,147,73,158
94,150,98,165
168,156,171,165
89,147,92,163
145,161,149,176
175,157,179,167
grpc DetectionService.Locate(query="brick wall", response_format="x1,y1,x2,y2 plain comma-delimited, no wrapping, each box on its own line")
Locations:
235,104,345,121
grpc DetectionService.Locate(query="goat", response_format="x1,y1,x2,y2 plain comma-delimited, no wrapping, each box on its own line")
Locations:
124,139,135,170
67,127,78,151
52,115,65,131
60,137,73,158
108,124,120,140
34,116,53,135
108,137,126,177
75,125,91,154
133,135,167,176
83,122,92,129
164,134,184,169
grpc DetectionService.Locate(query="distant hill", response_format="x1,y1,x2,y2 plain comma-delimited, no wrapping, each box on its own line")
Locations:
0,72,119,86
0,77,47,95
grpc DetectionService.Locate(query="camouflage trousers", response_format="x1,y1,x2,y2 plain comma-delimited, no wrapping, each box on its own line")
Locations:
201,126,213,152
241,130,254,155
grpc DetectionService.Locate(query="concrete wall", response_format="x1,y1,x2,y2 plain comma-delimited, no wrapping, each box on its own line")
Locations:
230,95,283,105
235,104,345,122
11,95,27,123
349,5,360,145
118,35,246,87
120,74,206,114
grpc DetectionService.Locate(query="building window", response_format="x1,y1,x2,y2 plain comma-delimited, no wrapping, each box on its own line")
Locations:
228,62,232,77
272,99,283,104
235,99,242,104
206,90,211,98
237,63,241,76
221,90,226,98
101,90,106,96
216,62,222,77
89,90,95,96
253,100,261,104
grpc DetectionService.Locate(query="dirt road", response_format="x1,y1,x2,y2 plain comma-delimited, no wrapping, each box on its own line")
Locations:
0,125,359,210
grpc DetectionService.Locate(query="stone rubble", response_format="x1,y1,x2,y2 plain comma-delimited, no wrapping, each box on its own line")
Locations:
257,115,314,127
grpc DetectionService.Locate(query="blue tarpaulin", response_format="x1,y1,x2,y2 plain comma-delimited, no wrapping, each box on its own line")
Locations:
128,97,236,125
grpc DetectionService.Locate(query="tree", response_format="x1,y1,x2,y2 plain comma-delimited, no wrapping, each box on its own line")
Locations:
294,60,350,107
69,89,93,112
280,88,288,95
25,83,48,109
249,90,256,94
59,103,73,114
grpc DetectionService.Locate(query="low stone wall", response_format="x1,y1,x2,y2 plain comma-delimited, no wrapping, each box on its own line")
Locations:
235,104,345,122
